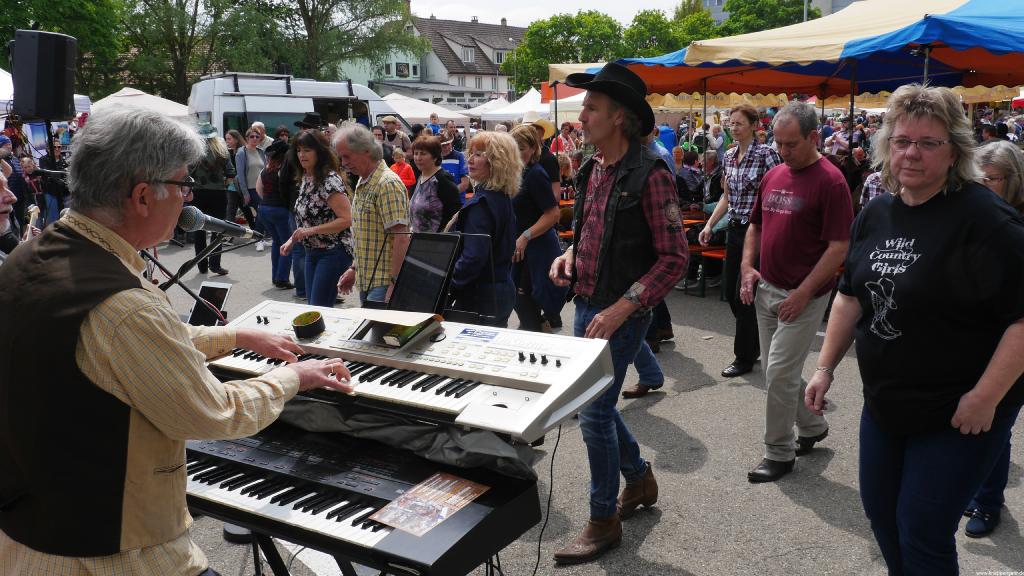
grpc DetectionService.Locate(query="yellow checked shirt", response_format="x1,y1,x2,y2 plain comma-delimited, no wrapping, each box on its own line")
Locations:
0,212,300,576
351,161,410,292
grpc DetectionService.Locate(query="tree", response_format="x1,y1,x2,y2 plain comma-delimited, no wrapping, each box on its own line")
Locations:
502,11,626,94
624,10,683,58
674,8,720,46
1,0,127,100
286,0,428,80
718,0,821,36
672,0,705,21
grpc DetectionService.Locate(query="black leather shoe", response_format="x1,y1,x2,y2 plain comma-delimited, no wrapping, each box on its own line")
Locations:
747,458,794,483
796,428,829,456
209,267,229,276
721,361,754,378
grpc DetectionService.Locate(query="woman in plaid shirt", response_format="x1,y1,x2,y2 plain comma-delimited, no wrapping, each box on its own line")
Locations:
699,103,782,378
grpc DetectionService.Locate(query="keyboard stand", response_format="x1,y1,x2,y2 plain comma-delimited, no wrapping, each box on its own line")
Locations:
250,531,378,576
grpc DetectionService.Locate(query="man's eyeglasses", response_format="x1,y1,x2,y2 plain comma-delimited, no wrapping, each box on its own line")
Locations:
154,176,195,196
888,137,949,153
982,175,1007,184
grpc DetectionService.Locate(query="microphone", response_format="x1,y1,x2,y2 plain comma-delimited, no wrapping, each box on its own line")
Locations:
177,206,264,239
34,168,68,179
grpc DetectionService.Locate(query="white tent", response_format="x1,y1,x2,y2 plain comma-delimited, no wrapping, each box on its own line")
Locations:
93,87,189,118
480,88,549,123
463,97,509,117
1,68,91,118
382,93,469,125
550,91,585,127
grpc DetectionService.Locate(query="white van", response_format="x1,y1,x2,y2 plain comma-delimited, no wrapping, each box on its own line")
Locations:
188,72,410,136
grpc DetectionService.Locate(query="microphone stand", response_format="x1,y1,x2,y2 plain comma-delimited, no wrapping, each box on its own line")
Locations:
139,248,225,322
158,235,227,291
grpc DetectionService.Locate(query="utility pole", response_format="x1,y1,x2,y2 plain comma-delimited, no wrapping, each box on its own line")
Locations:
508,37,518,101
804,0,808,21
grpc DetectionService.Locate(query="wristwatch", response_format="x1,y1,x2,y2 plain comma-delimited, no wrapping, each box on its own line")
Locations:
521,229,533,240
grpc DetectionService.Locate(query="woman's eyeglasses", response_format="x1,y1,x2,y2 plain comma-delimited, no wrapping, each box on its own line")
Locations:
888,137,949,153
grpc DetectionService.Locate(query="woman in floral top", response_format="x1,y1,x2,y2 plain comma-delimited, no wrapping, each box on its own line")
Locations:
281,130,353,307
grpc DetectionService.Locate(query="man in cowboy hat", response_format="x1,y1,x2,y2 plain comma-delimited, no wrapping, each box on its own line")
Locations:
294,112,325,130
549,62,688,564
380,115,412,153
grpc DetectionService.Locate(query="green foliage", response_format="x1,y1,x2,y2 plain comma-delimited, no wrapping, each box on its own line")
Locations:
502,11,626,93
1,0,127,100
719,0,821,36
674,9,720,46
624,10,682,58
672,0,705,21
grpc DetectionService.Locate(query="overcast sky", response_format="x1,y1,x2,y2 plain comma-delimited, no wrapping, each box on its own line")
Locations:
409,0,685,28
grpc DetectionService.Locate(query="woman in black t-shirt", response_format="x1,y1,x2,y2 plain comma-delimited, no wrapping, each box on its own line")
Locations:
805,85,1024,575
509,125,567,332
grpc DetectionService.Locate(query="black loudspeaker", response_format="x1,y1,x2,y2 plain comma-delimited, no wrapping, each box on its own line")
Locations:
11,30,77,121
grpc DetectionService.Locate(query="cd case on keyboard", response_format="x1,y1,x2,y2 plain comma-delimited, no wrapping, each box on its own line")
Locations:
350,312,442,349
371,472,490,536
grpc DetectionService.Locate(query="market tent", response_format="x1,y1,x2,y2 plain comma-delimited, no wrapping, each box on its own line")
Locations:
381,93,469,125
683,0,1024,92
463,97,509,117
550,92,585,126
480,88,549,123
93,87,189,117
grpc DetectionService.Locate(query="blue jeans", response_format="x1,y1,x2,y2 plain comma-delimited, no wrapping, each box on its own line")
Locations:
971,419,1020,514
258,204,293,283
859,406,1020,576
44,194,61,226
632,340,665,388
245,188,265,235
574,298,650,519
359,285,389,307
289,215,306,298
305,246,350,307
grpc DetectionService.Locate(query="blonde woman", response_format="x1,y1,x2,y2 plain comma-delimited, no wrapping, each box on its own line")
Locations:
448,131,522,326
806,85,1024,573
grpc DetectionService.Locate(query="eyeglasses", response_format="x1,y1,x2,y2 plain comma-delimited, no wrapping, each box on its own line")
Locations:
982,175,1006,184
154,176,195,196
247,134,261,140
888,137,949,153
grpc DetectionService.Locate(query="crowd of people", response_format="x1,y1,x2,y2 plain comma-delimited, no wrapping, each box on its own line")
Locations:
2,64,1024,576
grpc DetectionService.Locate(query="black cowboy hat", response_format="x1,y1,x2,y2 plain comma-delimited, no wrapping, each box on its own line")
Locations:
266,139,289,158
565,62,654,136
294,112,325,129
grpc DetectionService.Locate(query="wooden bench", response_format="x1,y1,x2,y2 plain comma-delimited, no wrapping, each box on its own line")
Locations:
683,246,727,299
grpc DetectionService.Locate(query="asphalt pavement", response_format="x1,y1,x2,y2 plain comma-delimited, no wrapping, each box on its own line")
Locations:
156,238,1024,576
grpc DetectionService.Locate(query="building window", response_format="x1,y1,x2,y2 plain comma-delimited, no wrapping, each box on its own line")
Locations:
450,92,464,97
384,63,391,76
495,51,505,64
474,76,482,89
396,63,409,78
491,77,498,90
462,47,474,63
457,76,466,87
470,92,485,98
412,65,418,76
716,0,722,5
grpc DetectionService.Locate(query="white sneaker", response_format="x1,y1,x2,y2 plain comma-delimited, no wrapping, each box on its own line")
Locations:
255,240,266,252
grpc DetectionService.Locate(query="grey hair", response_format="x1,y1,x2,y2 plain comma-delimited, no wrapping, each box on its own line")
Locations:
67,106,204,223
772,101,819,137
978,139,1024,212
870,84,981,195
332,122,383,162
703,149,717,165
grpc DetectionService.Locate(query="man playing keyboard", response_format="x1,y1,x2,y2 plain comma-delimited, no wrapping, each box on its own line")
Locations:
0,107,352,576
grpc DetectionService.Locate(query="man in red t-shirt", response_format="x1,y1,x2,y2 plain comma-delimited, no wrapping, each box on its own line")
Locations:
739,101,854,483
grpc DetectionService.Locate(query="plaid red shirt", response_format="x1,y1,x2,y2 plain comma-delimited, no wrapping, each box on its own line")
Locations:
860,171,888,207
574,153,689,309
724,143,782,224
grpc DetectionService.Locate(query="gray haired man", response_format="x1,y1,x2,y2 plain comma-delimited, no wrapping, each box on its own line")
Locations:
335,123,411,305
0,107,352,574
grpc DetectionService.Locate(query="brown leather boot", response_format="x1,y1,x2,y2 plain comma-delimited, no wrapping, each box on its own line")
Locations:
617,464,658,518
552,515,622,565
